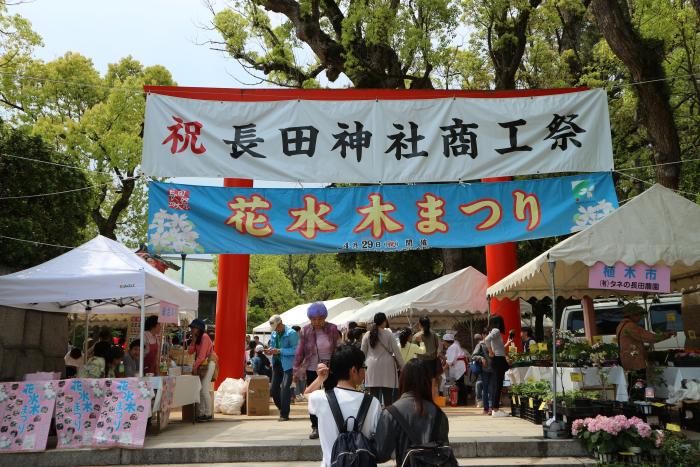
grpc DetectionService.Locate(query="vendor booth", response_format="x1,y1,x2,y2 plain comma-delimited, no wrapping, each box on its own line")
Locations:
0,235,202,450
252,296,362,334
346,266,491,328
488,184,700,433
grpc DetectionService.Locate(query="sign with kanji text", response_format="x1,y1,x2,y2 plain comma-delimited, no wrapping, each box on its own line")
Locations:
147,172,618,254
588,262,671,293
142,87,613,182
159,301,179,325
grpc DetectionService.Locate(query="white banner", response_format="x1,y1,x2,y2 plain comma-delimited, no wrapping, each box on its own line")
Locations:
142,88,613,182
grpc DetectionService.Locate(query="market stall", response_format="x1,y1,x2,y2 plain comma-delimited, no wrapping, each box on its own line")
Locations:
0,234,199,376
345,266,491,329
252,297,362,334
488,184,700,434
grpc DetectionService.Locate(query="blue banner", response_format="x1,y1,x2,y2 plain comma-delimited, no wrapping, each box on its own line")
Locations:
147,173,617,254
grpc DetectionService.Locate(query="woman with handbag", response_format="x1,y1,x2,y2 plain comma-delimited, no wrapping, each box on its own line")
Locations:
361,312,404,406
375,358,457,467
188,318,217,422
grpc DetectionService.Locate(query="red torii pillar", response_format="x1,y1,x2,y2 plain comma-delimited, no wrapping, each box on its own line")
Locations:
214,177,253,387
483,177,522,350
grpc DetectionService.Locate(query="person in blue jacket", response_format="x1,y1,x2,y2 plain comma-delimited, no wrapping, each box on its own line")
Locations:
266,314,299,421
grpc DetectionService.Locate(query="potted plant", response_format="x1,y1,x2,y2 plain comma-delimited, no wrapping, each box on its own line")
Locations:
572,414,663,463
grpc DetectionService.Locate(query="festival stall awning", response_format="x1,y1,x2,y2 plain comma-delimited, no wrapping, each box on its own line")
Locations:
0,235,199,313
252,297,363,333
349,266,489,325
487,184,700,300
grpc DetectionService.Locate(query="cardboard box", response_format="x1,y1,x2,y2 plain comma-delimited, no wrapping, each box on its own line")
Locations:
247,375,270,416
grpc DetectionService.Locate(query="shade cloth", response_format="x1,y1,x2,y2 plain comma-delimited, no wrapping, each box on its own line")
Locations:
252,297,362,333
0,235,198,313
349,266,489,324
487,185,700,300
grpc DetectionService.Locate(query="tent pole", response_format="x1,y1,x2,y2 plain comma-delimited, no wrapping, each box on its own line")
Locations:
84,302,90,364
139,292,146,377
547,260,558,423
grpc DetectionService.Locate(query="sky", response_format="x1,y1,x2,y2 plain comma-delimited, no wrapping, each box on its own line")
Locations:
13,0,326,187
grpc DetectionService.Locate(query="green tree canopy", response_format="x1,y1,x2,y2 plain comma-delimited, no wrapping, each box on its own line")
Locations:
0,121,95,269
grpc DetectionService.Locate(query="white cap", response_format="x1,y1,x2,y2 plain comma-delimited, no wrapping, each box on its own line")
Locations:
442,333,455,341
255,344,264,353
268,315,283,328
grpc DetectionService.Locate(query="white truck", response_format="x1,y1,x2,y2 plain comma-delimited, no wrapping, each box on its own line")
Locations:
559,294,685,351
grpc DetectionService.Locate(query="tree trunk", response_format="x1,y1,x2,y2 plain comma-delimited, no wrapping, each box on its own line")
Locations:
589,0,682,188
441,248,465,274
91,176,135,240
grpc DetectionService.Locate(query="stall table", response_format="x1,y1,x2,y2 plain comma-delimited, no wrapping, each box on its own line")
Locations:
654,367,700,399
144,375,201,431
508,365,628,401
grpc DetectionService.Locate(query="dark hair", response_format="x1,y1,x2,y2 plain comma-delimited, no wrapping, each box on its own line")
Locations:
145,315,159,331
92,341,111,359
348,321,358,330
292,325,301,332
489,315,505,333
522,327,533,338
248,340,256,359
69,347,82,359
326,344,365,389
129,339,140,350
419,316,432,336
369,312,388,348
399,358,434,416
346,327,364,344
107,345,124,362
98,327,112,341
399,328,412,348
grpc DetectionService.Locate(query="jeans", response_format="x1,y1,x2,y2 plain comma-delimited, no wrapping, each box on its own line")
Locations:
455,374,468,405
490,356,508,410
307,370,318,428
475,379,483,401
198,363,216,416
271,360,293,418
295,377,307,396
480,371,493,411
368,387,396,406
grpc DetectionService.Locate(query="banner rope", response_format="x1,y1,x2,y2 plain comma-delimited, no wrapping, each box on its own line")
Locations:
0,175,140,200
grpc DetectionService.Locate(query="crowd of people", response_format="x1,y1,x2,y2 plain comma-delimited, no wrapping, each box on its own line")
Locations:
244,301,532,457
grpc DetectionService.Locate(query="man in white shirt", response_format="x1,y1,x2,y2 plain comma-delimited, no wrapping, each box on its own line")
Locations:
443,333,468,406
306,344,381,467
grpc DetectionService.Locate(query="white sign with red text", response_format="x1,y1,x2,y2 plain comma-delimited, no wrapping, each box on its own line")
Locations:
142,88,613,183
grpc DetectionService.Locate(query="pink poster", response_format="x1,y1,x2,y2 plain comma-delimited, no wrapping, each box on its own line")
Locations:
55,378,153,449
588,261,671,293
159,301,179,325
0,381,57,452
158,376,176,430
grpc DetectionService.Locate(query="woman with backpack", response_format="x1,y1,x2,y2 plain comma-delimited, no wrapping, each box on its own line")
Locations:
361,312,405,406
375,358,457,467
471,332,493,415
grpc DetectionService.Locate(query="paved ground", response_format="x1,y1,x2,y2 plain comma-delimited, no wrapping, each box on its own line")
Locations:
148,403,543,448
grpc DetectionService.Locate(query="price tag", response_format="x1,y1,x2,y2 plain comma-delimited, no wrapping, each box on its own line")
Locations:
570,372,583,382
539,402,546,411
689,330,697,340
529,344,538,354
526,376,536,383
666,312,676,322
651,402,666,407
518,396,521,405
512,396,517,404
529,398,534,408
666,423,681,432
592,335,603,344
538,342,548,351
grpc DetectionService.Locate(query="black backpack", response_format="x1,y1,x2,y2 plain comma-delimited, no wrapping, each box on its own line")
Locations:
326,389,378,467
387,405,458,467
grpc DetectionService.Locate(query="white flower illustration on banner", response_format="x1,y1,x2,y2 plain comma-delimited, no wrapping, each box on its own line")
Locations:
148,209,204,254
570,199,615,232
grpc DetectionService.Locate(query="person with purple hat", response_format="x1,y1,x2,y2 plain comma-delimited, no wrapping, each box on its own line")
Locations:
293,301,340,439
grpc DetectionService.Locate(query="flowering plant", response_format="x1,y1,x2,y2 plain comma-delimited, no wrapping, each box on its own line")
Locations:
148,209,204,254
572,415,662,454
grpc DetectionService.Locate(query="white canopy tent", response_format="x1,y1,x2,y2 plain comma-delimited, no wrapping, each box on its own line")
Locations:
487,184,700,300
252,297,363,334
487,184,700,429
0,235,199,376
347,266,490,328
